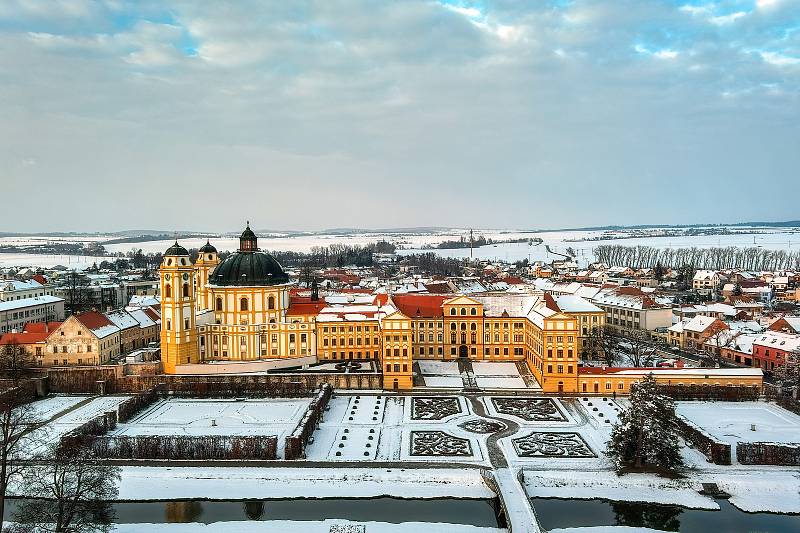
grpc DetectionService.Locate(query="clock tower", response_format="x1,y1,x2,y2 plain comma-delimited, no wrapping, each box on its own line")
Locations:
159,241,199,373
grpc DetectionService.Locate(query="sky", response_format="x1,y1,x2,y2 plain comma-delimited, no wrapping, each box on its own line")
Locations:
0,0,798,233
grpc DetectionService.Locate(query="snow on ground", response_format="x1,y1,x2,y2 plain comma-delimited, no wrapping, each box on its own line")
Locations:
475,377,526,389
23,395,88,421
577,396,621,428
0,252,107,269
111,521,504,533
418,361,461,375
18,395,131,456
471,363,521,377
116,466,497,500
704,470,800,514
676,401,800,446
112,398,309,448
549,526,662,533
307,395,387,461
424,376,465,388
522,470,718,510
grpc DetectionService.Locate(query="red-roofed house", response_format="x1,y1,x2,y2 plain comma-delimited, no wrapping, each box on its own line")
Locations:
44,312,121,366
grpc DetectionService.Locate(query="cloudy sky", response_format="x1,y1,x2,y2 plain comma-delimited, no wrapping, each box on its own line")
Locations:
1,0,798,232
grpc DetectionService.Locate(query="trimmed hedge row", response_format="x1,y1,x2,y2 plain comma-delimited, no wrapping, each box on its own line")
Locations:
89,434,278,460
118,385,163,423
655,384,761,402
737,442,800,466
284,383,333,460
675,415,731,465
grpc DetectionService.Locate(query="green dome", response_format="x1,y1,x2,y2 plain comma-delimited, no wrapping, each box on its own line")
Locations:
210,251,290,287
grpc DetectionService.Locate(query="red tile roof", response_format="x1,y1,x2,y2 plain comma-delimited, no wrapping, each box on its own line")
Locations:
31,274,48,285
391,294,448,318
0,331,50,345
286,296,327,316
75,311,113,330
23,322,62,334
143,308,161,322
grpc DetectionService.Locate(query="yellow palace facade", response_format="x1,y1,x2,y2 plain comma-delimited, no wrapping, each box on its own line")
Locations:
160,226,762,392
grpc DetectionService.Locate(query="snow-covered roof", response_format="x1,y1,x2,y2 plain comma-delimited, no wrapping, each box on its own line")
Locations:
552,294,602,314
0,279,43,292
693,270,718,281
472,294,540,318
753,331,800,352
105,309,139,331
0,295,63,312
684,315,722,333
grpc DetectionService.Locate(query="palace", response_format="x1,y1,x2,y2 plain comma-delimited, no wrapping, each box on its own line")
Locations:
160,225,763,392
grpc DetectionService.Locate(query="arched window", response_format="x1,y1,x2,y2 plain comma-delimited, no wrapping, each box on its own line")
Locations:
449,308,456,316
470,323,477,331
215,297,223,311
450,323,456,331
268,296,275,310
460,323,466,330
240,297,249,311
164,285,172,298
470,308,477,316
182,284,189,297
460,308,466,316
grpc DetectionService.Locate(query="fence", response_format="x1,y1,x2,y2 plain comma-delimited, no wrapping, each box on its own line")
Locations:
89,435,278,460
284,383,333,460
675,415,731,465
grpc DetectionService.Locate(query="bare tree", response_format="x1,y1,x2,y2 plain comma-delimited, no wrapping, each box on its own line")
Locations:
11,444,120,533
63,272,88,315
0,391,43,525
701,328,731,368
0,340,36,386
585,326,621,367
620,328,656,367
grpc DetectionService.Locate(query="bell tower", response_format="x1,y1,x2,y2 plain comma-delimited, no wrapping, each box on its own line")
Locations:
195,240,219,312
160,241,199,374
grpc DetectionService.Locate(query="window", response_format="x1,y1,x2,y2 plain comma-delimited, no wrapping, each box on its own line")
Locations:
216,297,223,311
460,308,466,315
268,296,275,310
240,297,249,311
182,283,189,297
450,308,456,315
165,285,172,298
470,308,477,316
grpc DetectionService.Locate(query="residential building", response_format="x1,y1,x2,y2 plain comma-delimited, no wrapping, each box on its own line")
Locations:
0,295,65,334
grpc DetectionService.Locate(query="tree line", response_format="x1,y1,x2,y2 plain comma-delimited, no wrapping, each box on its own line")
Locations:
594,244,800,271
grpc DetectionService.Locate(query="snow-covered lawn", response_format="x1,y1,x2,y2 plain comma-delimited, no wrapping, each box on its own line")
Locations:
704,470,800,514
475,377,526,389
676,401,800,446
423,376,464,388
112,398,309,442
471,362,521,377
23,395,89,422
418,361,461,375
18,395,132,456
115,466,497,500
577,396,621,428
111,521,504,533
523,470,718,510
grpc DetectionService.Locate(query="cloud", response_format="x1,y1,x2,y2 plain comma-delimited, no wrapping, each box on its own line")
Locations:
0,0,798,231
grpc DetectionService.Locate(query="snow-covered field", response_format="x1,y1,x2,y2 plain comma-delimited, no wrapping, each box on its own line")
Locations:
676,401,800,446
3,226,798,268
112,398,310,444
19,395,132,456
111,521,504,533
523,470,719,509
116,466,495,500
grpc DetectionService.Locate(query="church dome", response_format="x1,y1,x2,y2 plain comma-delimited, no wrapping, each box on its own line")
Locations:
210,251,290,286
164,241,189,256
209,224,288,286
199,240,217,253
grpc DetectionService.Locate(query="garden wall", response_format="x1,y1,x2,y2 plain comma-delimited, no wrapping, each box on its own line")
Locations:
675,415,731,465
737,442,800,466
656,384,761,402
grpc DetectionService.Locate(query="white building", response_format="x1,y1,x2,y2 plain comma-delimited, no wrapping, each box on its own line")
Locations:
0,295,65,334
